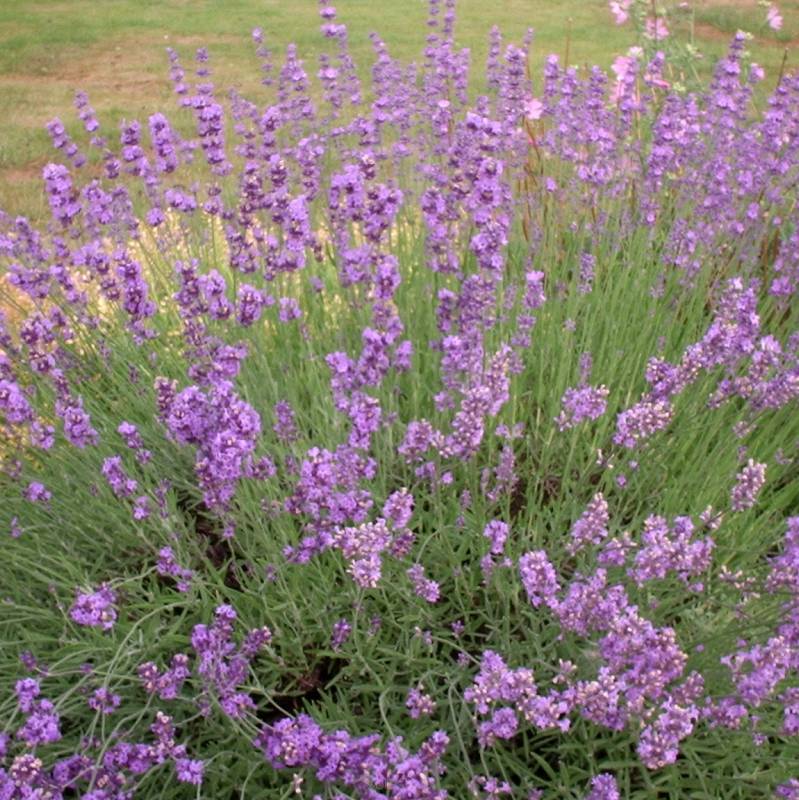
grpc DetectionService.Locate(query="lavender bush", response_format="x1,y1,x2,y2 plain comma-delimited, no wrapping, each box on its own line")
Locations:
1,1,799,797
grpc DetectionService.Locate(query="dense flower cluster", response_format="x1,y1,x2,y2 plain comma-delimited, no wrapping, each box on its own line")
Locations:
255,714,449,799
189,604,272,718
0,709,204,796
69,585,118,631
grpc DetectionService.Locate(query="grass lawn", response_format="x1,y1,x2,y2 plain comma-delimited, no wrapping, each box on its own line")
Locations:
0,0,797,219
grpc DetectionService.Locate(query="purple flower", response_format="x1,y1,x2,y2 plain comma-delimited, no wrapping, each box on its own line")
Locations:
15,681,61,746
0,378,34,424
477,707,518,747
469,775,514,798
69,584,118,630
273,400,299,442
43,163,81,226
164,381,262,512
721,635,793,708
254,713,449,797
118,420,144,450
484,520,509,555
568,493,609,555
637,699,697,769
156,546,194,592
88,687,121,715
138,653,191,700
614,397,672,448
407,563,440,603
188,604,268,718
132,495,151,520
383,488,414,529
58,397,99,448
730,459,766,511
149,112,179,173
15,678,40,713
24,481,52,504
519,551,559,608
236,284,266,326
584,773,620,800
16,699,62,746
556,384,609,431
102,455,138,498
628,515,714,587
406,685,437,718
578,252,596,294
332,518,392,587
331,619,352,651
175,757,204,785
278,296,302,322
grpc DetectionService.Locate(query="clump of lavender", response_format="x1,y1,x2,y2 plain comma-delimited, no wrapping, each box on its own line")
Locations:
1,1,798,798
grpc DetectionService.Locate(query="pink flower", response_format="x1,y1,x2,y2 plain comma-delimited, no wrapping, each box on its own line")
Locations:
611,55,635,82
644,16,670,40
609,0,632,25
610,53,640,103
749,63,765,83
646,71,671,90
767,4,783,31
524,97,544,120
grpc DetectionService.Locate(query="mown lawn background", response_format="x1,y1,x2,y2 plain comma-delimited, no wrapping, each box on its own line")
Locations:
0,0,797,221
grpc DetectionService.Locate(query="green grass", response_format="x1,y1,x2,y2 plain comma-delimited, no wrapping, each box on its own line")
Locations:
694,0,799,44
1,0,797,219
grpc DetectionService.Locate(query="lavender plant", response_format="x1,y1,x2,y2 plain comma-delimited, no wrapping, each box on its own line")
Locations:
1,1,799,797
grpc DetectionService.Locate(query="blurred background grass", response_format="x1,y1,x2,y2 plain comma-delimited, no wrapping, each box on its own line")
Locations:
0,0,796,221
